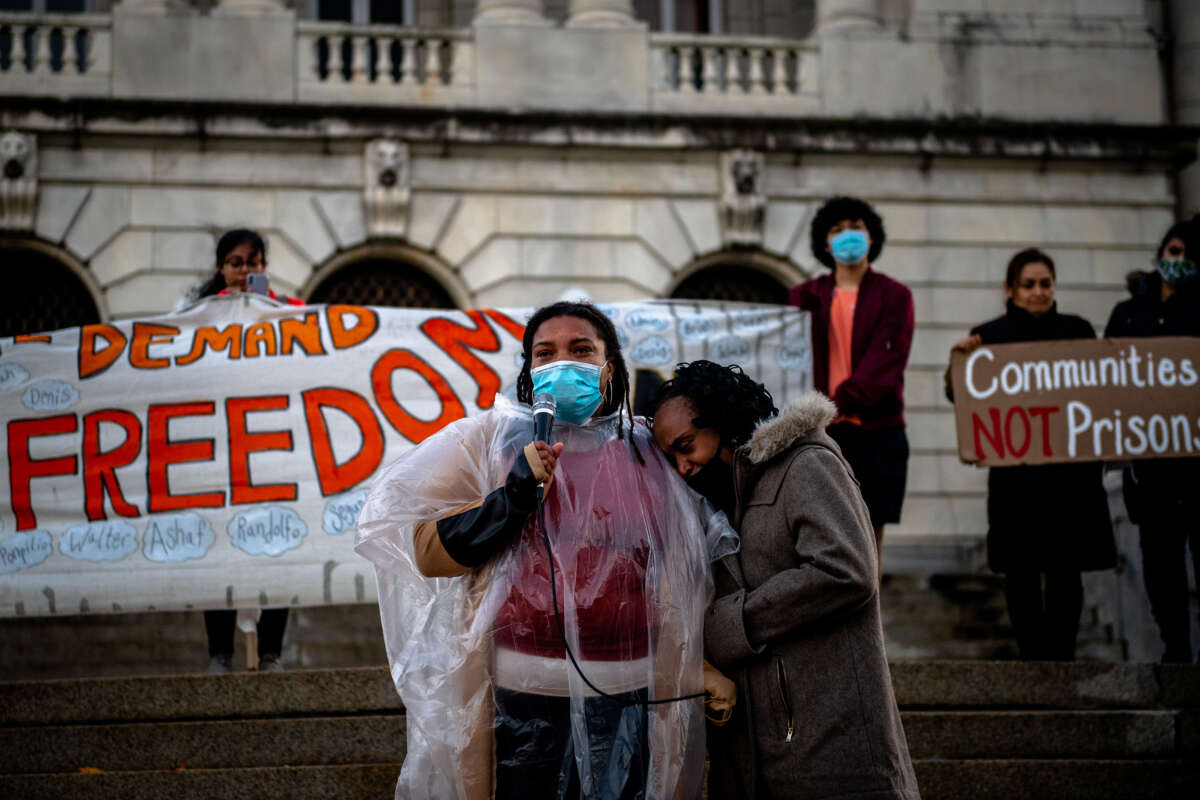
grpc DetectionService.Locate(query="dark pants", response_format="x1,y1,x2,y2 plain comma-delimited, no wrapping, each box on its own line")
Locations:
204,608,289,658
493,686,649,800
1003,570,1083,660
1139,518,1200,663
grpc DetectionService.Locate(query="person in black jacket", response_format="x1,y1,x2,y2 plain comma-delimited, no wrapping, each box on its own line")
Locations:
948,248,1116,660
1104,215,1200,663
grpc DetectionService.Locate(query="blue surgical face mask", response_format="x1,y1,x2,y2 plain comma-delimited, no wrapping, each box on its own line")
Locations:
1158,257,1197,288
531,360,607,424
829,229,870,265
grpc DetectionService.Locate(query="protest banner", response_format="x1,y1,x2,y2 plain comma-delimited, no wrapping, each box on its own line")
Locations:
948,337,1200,467
0,296,811,617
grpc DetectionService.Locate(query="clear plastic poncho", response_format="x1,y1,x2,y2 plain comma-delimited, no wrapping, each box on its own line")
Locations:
356,397,728,800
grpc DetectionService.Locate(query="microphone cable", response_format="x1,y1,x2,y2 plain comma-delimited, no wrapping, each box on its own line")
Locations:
535,485,706,710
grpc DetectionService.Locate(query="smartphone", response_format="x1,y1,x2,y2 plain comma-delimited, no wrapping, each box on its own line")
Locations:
246,273,270,296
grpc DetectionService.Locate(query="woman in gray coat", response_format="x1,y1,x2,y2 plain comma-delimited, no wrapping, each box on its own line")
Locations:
652,361,919,800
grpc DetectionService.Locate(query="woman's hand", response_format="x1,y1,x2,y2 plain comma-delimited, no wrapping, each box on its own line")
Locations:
951,333,982,354
531,441,564,480
703,660,737,726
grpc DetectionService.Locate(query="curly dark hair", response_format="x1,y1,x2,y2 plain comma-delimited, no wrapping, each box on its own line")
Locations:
810,196,886,270
516,301,642,462
652,360,777,449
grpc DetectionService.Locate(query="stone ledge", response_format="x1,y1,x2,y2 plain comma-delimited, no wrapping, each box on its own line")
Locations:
4,661,1197,727
0,763,401,800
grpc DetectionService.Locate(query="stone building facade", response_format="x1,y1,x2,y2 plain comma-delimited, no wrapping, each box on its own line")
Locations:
2,0,1198,663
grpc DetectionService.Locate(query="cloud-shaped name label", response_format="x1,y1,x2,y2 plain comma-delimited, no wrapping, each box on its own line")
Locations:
143,513,215,562
712,335,751,364
730,310,772,331
778,341,812,373
59,521,138,562
228,507,308,557
625,309,670,333
323,489,368,535
22,379,79,412
0,362,30,391
678,316,717,341
0,530,53,574
631,336,674,367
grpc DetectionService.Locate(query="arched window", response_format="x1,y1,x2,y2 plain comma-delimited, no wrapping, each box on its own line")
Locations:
669,251,802,305
0,242,101,337
304,245,467,309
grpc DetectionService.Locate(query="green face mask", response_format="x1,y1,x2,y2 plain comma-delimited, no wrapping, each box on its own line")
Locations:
1158,257,1198,288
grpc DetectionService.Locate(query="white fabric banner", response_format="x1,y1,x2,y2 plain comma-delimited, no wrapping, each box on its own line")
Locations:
0,296,811,617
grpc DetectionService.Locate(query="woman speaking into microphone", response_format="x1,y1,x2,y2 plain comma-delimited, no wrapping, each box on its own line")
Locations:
356,301,729,800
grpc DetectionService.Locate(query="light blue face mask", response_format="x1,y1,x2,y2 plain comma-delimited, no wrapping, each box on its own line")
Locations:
829,229,870,265
531,360,607,424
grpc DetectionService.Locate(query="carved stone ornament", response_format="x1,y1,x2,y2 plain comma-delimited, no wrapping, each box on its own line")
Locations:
720,149,765,248
363,139,410,239
0,131,37,232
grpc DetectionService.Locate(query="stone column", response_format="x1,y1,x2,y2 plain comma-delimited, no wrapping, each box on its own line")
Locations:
213,0,289,15
566,0,637,28
473,0,549,26
1170,0,1200,215
817,0,882,33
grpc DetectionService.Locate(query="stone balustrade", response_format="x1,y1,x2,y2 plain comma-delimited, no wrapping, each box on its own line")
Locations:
649,33,820,115
0,13,111,97
296,22,474,106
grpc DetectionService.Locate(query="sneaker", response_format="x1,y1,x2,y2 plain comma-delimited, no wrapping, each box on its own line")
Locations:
257,654,284,673
207,653,233,674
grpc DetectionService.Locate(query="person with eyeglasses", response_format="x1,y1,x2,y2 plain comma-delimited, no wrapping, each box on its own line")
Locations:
178,229,299,671
178,227,302,309
1104,215,1200,663
946,247,1116,661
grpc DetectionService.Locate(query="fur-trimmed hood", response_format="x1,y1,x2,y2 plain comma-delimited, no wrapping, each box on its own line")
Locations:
746,391,837,464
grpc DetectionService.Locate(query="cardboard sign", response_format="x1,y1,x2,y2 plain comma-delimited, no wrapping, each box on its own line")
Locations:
0,296,811,617
949,337,1200,466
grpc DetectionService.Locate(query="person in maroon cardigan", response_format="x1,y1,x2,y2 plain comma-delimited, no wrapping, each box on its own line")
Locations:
789,196,914,580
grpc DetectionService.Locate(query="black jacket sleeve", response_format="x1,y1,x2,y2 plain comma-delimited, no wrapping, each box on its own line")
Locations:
435,448,541,568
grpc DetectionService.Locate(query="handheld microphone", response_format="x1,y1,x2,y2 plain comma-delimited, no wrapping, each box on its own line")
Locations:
533,393,556,445
532,393,556,498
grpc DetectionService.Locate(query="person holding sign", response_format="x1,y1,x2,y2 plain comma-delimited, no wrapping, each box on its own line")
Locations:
185,229,295,672
1104,215,1200,663
356,302,725,799
947,248,1116,661
651,360,920,800
789,196,914,581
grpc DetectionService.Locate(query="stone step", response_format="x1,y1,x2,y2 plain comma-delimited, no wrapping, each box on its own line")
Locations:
0,763,402,800
902,710,1190,759
0,714,408,775
4,661,1195,728
4,708,1190,775
912,759,1200,800
1,759,1195,800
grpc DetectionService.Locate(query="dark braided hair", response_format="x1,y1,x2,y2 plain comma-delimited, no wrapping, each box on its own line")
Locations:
652,360,777,449
516,301,643,463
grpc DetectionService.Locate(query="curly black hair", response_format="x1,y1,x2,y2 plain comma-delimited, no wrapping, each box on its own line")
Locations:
652,360,778,449
516,301,642,462
809,196,886,270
